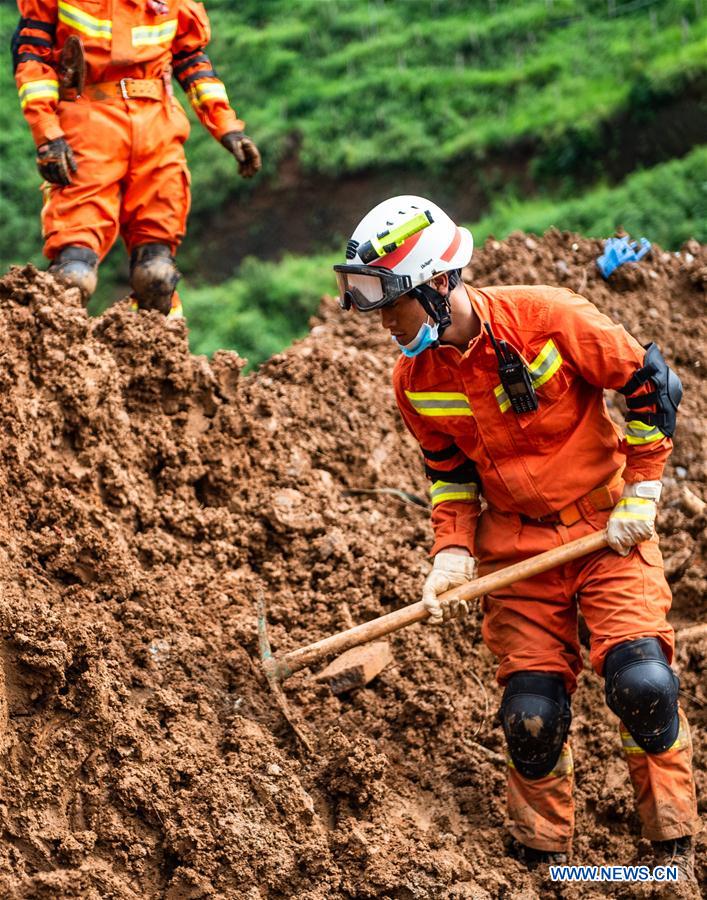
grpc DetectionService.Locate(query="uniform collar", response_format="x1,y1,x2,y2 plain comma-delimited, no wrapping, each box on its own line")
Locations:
465,282,489,323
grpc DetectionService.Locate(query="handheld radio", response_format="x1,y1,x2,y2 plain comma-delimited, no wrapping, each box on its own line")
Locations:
484,322,538,415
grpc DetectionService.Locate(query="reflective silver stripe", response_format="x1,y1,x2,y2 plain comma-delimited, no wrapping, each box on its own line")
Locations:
494,339,563,412
405,390,473,417
494,384,510,413
416,398,468,411
529,341,562,388
620,730,646,755
612,498,654,520
625,420,663,445
430,480,478,506
18,80,59,108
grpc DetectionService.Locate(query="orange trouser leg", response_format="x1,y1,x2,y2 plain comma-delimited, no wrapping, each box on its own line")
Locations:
577,531,701,840
478,510,582,852
41,96,191,262
41,98,128,260
477,507,701,851
507,743,574,853
119,98,191,254
620,708,700,841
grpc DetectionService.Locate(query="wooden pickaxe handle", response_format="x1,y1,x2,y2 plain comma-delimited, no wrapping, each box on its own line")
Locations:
263,528,609,682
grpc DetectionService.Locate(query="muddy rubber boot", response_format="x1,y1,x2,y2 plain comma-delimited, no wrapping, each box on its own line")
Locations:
130,243,180,316
48,246,99,304
651,836,698,896
506,838,568,871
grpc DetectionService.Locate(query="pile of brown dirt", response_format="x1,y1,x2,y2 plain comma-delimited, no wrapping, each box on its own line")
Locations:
0,232,704,899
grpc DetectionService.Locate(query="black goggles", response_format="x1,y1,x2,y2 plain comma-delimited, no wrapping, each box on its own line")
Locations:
333,264,413,312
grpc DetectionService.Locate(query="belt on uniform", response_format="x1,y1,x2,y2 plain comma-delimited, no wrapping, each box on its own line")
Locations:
60,78,165,102
522,472,624,527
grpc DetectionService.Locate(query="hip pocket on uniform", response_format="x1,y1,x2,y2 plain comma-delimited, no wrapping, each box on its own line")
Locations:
169,100,191,143
633,538,671,614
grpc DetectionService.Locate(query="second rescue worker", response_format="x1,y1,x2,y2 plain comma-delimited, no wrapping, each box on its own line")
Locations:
334,197,699,882
12,0,261,316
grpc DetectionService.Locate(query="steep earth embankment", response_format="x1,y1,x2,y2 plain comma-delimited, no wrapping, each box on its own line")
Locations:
0,232,704,898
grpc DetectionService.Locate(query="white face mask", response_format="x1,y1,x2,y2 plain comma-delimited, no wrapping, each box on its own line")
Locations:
395,318,439,357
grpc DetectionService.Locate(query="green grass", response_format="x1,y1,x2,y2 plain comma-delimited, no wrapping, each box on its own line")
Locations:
184,253,337,365
470,145,707,246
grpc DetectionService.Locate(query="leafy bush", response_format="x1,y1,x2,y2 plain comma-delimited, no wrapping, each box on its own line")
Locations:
183,253,336,365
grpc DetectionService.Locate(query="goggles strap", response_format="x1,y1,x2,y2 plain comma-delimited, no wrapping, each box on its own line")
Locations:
410,282,452,337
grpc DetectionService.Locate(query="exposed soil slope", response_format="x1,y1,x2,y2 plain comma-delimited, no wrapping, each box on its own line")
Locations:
0,232,704,899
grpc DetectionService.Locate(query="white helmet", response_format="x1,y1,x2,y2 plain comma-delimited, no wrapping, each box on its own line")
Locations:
334,195,473,313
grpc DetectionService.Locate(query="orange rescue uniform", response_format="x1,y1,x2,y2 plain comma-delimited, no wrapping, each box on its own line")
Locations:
393,284,700,852
13,0,244,260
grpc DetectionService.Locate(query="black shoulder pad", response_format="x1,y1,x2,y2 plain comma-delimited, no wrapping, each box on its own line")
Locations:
619,342,682,437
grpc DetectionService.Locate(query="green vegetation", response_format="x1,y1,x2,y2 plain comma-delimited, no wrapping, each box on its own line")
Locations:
185,253,335,364
1,0,705,364
473,145,707,246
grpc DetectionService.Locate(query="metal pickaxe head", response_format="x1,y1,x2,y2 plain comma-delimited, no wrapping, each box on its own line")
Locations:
256,592,314,753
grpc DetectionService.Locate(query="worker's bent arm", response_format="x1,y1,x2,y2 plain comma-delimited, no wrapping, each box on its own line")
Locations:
13,0,62,145
546,288,673,483
172,0,245,141
393,365,482,556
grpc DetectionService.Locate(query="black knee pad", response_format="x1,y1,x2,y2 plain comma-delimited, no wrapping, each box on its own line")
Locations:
130,243,180,315
604,637,679,754
500,672,571,780
49,245,99,303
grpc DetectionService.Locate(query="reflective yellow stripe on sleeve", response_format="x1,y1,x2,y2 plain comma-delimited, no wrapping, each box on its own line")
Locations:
625,420,664,445
132,19,178,46
58,1,112,39
430,480,478,506
189,81,229,107
405,390,473,417
19,79,59,108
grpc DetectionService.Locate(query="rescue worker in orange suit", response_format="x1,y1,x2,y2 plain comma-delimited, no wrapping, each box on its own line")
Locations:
334,196,700,882
12,0,261,317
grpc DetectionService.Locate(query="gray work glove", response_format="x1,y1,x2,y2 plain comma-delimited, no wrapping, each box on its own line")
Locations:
221,131,262,178
36,137,77,186
422,551,477,625
606,480,662,556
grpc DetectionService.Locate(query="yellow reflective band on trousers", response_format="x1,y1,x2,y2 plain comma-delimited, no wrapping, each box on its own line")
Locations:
429,480,478,506
58,1,112,39
132,19,178,46
495,339,563,413
611,497,654,521
19,79,59,109
405,390,473,417
506,745,574,777
189,81,229,107
625,419,663,445
621,721,687,756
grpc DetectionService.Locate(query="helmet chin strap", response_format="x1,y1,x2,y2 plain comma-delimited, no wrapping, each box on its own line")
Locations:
410,282,452,337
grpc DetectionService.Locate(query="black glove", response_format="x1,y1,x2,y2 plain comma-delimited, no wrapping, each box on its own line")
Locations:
36,137,78,186
221,131,262,179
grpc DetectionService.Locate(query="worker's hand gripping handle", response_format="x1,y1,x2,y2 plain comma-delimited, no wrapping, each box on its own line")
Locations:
262,529,609,683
